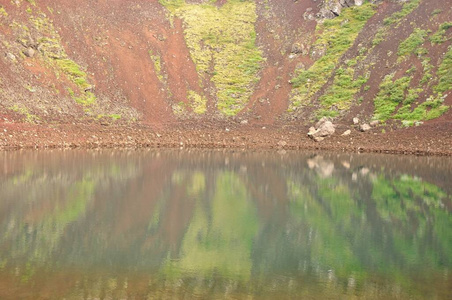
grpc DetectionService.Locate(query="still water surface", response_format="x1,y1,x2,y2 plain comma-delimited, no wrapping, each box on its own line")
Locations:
0,150,451,299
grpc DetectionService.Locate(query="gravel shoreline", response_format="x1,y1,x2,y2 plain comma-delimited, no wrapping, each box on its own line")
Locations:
1,122,451,156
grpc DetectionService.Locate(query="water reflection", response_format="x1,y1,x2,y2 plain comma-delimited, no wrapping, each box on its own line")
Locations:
0,150,451,299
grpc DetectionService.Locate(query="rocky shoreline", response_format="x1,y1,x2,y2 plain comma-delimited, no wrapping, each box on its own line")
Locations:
1,121,451,156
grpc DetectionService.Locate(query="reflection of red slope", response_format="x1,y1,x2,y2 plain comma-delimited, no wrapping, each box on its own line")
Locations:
88,158,196,255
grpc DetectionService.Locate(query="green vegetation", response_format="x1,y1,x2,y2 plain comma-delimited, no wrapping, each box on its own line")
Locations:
373,21,450,125
373,60,449,124
149,50,164,82
383,0,420,26
0,6,8,17
317,65,369,117
430,22,452,44
26,14,97,109
8,104,39,123
431,9,442,16
397,28,427,60
289,2,376,110
373,73,411,121
188,90,207,114
434,45,452,94
55,58,90,90
161,0,264,116
372,0,421,46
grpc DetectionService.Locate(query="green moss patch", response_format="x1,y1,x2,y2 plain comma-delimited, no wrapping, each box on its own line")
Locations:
373,73,411,121
0,6,8,17
188,90,207,114
430,22,452,44
373,44,451,125
289,2,376,110
434,45,452,94
397,28,427,61
149,50,164,83
371,0,420,47
318,65,369,115
161,0,264,116
382,0,420,26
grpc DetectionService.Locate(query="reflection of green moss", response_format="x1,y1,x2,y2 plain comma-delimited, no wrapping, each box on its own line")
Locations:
166,172,258,280
371,174,452,267
288,178,365,278
49,179,94,226
287,168,452,292
0,176,95,267
187,172,205,196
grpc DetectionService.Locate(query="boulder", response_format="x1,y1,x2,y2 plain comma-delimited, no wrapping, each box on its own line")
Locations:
308,120,335,141
315,116,333,129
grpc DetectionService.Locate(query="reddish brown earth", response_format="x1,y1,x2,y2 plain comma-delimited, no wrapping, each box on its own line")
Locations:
0,0,451,155
1,114,451,156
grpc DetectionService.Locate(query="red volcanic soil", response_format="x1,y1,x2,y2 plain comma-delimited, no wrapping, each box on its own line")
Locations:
0,119,451,156
0,0,451,155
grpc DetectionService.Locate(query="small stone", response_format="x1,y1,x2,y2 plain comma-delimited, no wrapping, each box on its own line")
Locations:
277,140,287,147
240,120,248,125
360,124,371,132
23,48,35,58
308,126,316,136
341,129,351,136
370,120,379,127
353,117,359,125
6,53,16,61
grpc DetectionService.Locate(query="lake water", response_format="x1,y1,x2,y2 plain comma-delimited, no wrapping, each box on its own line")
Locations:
0,150,451,299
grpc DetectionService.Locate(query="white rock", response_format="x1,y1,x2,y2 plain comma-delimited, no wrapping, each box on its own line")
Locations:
370,120,379,127
341,129,351,136
313,121,335,138
360,124,371,132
